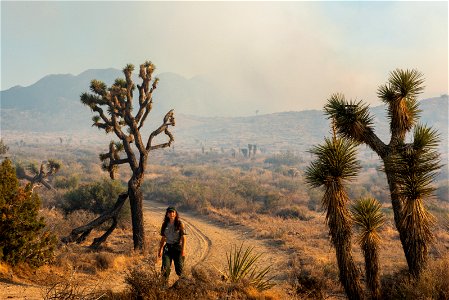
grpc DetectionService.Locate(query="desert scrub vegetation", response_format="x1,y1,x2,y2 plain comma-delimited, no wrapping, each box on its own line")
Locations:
225,243,275,291
60,178,130,227
0,159,57,267
381,255,449,300
142,162,312,217
117,261,279,300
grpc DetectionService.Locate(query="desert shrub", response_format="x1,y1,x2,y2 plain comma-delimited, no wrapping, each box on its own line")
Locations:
292,268,326,300
274,177,302,193
264,150,303,166
124,264,209,300
290,258,338,300
94,252,115,270
307,188,323,212
142,177,207,209
61,178,130,226
43,271,104,300
274,206,312,221
0,159,57,267
381,256,449,299
54,175,80,190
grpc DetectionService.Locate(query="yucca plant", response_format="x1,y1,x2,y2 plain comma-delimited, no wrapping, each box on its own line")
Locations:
225,243,275,291
351,198,385,300
305,136,364,300
389,124,441,277
324,69,441,278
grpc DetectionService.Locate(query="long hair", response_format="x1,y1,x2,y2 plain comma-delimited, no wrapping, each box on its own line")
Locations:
160,211,182,235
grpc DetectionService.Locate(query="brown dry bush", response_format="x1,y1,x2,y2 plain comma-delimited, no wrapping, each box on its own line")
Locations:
42,271,105,300
95,252,115,271
289,257,342,300
110,263,279,300
121,264,210,300
381,255,449,300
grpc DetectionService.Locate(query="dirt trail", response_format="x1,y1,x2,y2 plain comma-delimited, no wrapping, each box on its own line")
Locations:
143,200,290,283
0,200,291,299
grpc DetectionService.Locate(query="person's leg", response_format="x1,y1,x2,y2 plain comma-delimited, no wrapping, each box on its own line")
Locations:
173,248,185,277
161,251,172,280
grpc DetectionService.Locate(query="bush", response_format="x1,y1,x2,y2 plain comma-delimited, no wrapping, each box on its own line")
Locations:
124,264,209,300
274,206,312,221
264,151,303,166
0,159,56,267
381,256,449,299
54,175,79,190
61,178,129,225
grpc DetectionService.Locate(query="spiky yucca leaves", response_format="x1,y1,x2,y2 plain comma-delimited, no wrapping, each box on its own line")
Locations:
351,198,385,300
377,69,424,138
324,94,375,145
390,124,441,277
226,243,275,291
306,137,364,300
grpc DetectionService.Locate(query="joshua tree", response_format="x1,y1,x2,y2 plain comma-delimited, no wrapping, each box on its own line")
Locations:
324,69,441,277
63,61,175,250
16,160,61,192
305,135,364,300
351,197,385,300
389,124,440,277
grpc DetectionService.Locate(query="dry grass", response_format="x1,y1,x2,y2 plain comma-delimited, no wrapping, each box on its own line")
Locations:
381,254,449,299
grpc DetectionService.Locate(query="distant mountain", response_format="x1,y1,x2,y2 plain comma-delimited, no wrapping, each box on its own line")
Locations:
172,96,448,154
1,69,447,154
0,68,229,131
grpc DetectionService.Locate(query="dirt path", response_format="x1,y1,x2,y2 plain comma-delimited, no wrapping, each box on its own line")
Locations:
0,200,291,299
143,200,290,284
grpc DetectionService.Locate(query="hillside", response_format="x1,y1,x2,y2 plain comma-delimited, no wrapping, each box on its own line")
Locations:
1,68,447,155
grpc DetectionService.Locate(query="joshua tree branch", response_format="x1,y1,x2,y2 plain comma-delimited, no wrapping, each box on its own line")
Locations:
146,110,175,151
62,193,128,248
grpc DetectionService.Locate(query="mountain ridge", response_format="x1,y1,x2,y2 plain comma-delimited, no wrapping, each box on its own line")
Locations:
1,69,447,154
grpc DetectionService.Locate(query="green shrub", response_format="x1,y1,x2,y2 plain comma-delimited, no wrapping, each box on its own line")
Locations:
0,159,56,267
61,178,129,226
54,175,79,190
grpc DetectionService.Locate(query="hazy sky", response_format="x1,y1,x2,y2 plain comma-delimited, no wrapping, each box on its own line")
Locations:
1,1,448,114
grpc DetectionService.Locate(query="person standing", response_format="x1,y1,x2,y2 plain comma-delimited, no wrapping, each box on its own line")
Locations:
158,206,186,280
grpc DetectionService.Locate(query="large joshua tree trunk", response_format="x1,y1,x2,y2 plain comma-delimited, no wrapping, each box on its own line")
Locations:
63,61,175,251
128,177,145,249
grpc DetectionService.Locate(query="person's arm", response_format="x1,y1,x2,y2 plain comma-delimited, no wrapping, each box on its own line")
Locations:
180,234,186,257
158,236,166,258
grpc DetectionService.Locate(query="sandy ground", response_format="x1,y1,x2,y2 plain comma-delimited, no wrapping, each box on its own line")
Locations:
0,199,291,299
143,201,290,284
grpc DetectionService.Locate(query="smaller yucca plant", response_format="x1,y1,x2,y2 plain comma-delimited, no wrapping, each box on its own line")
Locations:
225,243,275,291
351,197,385,300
